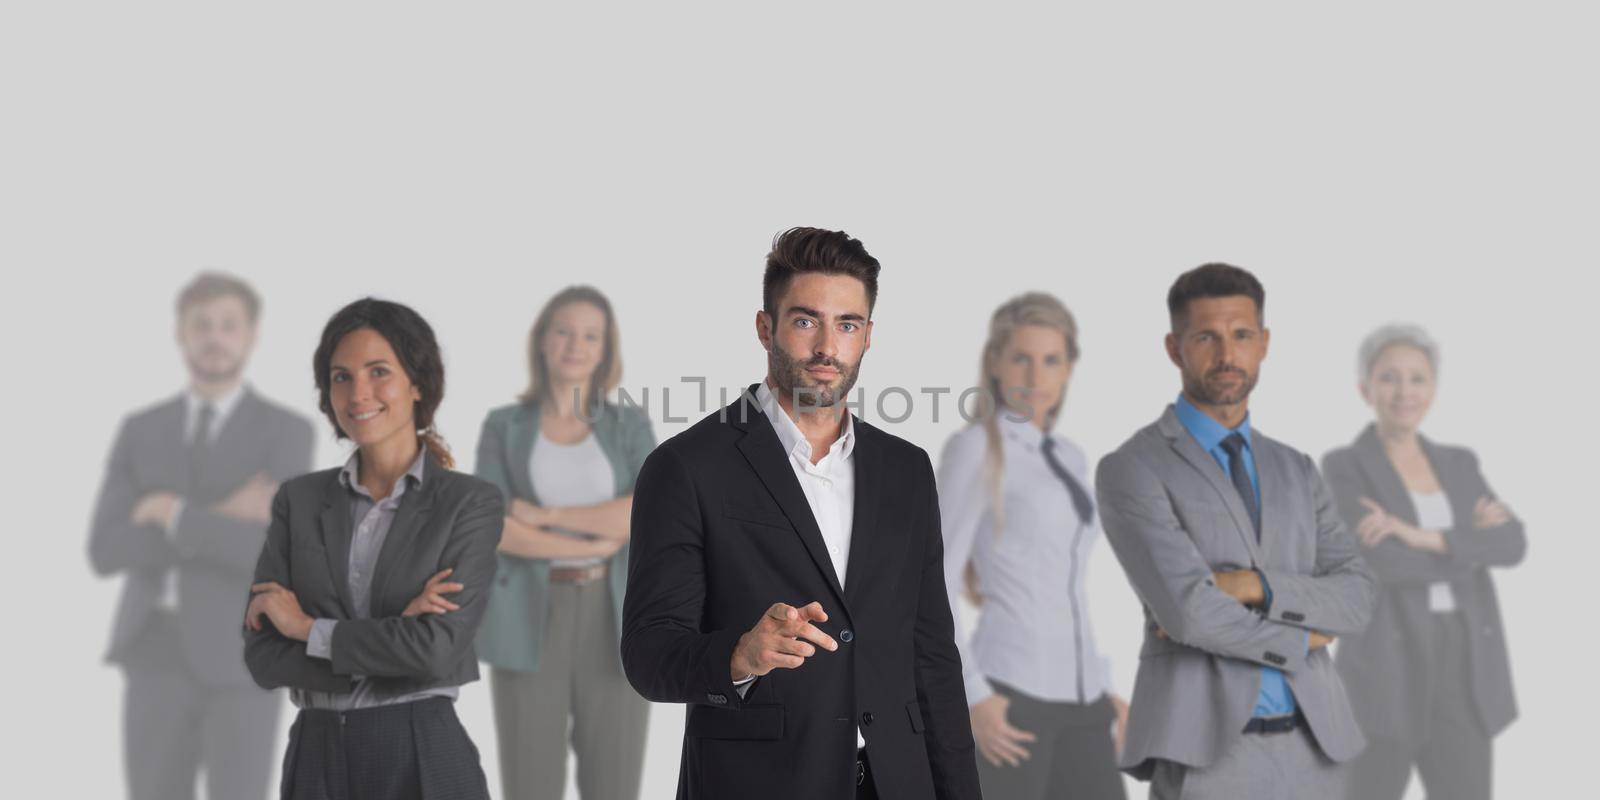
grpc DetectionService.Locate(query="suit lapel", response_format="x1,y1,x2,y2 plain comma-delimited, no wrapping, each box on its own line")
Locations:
371,461,438,605
160,395,188,486
211,388,257,456
1253,432,1290,562
319,479,357,617
842,423,883,611
1159,408,1261,563
507,403,540,503
1419,435,1471,526
1353,425,1418,525
729,390,848,610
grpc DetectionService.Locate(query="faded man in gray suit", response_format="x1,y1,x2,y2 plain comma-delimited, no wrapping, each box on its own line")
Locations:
1095,263,1378,799
89,272,315,800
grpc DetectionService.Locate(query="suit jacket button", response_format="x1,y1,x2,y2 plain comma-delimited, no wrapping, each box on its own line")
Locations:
709,693,728,705
1283,611,1305,623
861,711,874,726
840,629,854,643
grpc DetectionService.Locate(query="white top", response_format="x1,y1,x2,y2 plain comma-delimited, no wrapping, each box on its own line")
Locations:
530,430,617,568
1410,490,1457,612
754,380,857,587
741,380,861,747
937,411,1115,706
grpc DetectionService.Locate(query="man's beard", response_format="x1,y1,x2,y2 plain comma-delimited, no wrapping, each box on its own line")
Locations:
1183,364,1257,407
769,345,860,411
186,349,245,384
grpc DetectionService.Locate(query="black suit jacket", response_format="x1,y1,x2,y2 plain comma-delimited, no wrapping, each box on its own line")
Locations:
1321,426,1524,743
89,388,315,685
242,451,504,695
621,387,981,800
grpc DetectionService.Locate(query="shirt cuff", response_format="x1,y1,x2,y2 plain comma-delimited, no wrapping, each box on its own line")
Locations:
732,675,757,699
964,672,994,707
1303,628,1311,656
306,619,337,660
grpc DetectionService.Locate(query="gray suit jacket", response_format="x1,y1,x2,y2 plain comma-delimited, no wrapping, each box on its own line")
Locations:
1322,426,1523,743
242,451,504,696
89,388,315,685
1095,406,1378,780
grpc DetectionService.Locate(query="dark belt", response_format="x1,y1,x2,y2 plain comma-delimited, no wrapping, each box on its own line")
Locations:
1242,709,1304,735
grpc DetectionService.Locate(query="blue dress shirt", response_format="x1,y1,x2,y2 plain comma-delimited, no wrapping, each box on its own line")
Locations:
1172,394,1299,718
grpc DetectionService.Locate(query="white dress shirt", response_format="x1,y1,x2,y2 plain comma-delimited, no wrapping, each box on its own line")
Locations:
158,383,248,610
937,411,1116,707
738,380,863,747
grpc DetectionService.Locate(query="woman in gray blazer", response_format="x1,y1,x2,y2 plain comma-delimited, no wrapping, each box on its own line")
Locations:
1321,324,1525,800
244,298,504,800
474,286,657,800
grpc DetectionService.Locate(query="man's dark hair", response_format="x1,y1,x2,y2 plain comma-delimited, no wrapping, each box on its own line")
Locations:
1166,262,1265,332
176,271,261,323
762,227,881,317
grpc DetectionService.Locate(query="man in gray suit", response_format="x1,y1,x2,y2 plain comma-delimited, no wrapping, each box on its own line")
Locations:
89,272,315,800
1095,263,1378,799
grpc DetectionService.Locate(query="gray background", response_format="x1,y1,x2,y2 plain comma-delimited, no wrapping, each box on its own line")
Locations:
3,2,1595,797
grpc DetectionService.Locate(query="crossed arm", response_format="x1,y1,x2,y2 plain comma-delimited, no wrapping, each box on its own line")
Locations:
241,484,503,692
1321,449,1526,585
89,416,314,577
1095,451,1376,672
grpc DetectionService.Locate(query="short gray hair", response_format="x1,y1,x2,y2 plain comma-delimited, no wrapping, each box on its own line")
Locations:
1358,323,1440,382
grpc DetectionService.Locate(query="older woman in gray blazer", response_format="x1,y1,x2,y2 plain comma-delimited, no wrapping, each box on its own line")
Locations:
474,286,657,800
1321,324,1525,800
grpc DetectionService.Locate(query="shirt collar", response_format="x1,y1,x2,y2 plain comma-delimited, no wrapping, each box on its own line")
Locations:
185,382,247,426
996,404,1050,451
339,445,428,502
1173,393,1252,455
754,379,855,463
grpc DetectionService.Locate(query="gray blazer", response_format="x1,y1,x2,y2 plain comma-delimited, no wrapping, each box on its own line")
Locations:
1322,426,1523,743
89,388,314,685
1095,406,1378,780
473,400,656,673
243,451,504,695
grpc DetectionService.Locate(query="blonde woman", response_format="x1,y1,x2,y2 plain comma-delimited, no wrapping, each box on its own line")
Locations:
473,286,657,800
937,292,1128,800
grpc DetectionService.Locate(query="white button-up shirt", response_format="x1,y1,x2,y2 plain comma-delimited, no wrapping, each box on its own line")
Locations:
937,411,1115,707
754,380,856,587
743,380,863,748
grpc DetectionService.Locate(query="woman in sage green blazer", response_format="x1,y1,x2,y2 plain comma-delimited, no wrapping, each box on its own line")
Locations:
474,286,657,800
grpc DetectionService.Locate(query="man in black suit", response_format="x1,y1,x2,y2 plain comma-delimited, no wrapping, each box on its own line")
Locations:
622,227,982,800
88,272,315,800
